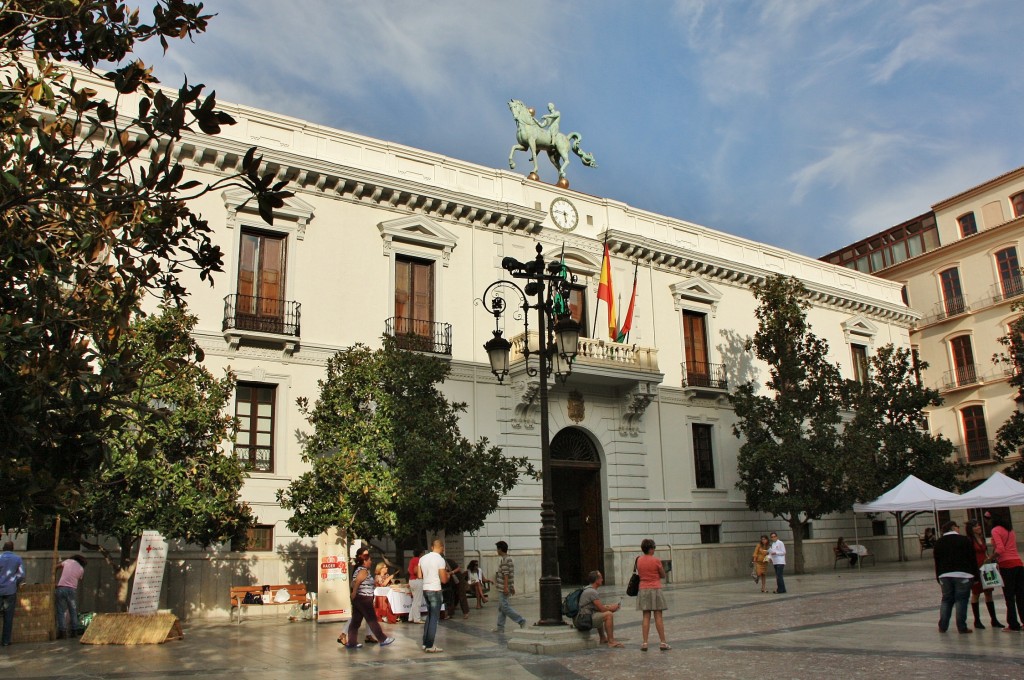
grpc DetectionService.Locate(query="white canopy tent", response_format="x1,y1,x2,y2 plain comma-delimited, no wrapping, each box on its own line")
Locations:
932,472,1024,510
853,474,963,513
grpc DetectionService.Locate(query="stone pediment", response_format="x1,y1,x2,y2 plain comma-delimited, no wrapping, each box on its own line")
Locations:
842,315,878,343
378,215,458,264
223,188,315,239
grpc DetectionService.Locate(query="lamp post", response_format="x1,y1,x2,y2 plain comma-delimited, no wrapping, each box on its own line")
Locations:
481,243,581,626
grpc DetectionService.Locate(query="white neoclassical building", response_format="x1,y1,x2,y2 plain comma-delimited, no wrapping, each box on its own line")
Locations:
11,69,921,619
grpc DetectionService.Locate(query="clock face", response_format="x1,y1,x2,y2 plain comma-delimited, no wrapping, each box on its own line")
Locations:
550,198,579,231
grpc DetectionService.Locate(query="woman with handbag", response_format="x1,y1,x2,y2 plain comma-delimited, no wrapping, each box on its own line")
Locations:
338,548,394,648
752,535,771,593
966,519,1004,629
990,514,1024,631
636,538,670,651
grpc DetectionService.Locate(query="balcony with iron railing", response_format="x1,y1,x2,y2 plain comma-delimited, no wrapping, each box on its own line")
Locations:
954,439,996,464
930,294,970,323
235,445,272,472
682,361,729,393
223,294,301,353
385,317,452,355
941,364,981,391
990,276,1024,305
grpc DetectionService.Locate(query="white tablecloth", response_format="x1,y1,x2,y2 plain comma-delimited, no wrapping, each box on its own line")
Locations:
373,587,442,615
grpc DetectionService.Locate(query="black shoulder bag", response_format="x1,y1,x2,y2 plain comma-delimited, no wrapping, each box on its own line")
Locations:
626,556,640,597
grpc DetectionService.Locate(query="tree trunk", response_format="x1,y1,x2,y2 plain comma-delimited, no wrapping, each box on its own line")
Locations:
788,515,805,574
894,512,906,562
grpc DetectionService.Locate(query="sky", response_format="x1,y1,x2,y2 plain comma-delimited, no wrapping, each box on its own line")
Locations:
130,0,1024,259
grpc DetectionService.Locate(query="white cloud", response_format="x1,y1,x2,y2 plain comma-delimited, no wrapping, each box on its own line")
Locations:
789,129,913,204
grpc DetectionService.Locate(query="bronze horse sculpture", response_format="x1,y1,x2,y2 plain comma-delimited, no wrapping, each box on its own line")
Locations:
507,99,596,185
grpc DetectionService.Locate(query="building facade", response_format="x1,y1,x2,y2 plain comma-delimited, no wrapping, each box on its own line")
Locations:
862,168,1024,482
8,70,920,618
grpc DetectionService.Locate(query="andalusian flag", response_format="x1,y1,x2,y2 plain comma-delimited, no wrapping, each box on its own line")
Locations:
596,242,616,339
616,262,638,343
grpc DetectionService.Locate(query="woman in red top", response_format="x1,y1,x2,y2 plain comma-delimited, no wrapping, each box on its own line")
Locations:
990,514,1024,631
966,519,1003,629
636,538,669,651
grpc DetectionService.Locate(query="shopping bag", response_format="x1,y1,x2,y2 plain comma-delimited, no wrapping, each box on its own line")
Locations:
981,563,1003,589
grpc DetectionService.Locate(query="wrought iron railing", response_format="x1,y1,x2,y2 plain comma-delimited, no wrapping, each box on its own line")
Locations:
385,317,452,355
954,440,994,464
991,276,1024,305
223,294,301,337
235,446,272,472
682,361,729,390
933,294,969,321
941,364,980,389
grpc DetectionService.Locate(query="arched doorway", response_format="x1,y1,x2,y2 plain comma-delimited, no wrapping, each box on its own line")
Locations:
551,427,604,585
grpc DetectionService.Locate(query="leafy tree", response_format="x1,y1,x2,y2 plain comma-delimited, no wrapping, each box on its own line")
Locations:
278,338,536,543
0,1,290,526
994,311,1024,479
69,304,252,609
732,275,849,573
843,344,965,560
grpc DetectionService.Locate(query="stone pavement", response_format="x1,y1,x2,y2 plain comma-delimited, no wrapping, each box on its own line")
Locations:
2,558,1023,679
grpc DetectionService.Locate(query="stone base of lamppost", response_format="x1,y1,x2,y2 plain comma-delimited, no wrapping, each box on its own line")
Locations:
506,622,600,655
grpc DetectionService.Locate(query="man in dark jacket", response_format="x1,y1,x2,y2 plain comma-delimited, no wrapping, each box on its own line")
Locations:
933,520,981,634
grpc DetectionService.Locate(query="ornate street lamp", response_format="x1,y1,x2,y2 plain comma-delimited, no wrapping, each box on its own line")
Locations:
481,243,580,626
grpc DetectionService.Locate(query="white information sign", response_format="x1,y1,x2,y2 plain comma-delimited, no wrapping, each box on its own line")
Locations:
316,528,352,623
128,530,168,615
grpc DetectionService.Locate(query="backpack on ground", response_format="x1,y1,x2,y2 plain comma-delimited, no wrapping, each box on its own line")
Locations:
561,587,585,620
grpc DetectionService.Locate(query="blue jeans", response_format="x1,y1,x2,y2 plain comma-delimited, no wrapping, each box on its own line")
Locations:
773,564,786,593
55,586,80,634
496,591,525,630
939,577,973,632
1,593,16,645
422,590,443,649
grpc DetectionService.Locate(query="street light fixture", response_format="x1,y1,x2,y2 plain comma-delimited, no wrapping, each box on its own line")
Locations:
481,243,580,626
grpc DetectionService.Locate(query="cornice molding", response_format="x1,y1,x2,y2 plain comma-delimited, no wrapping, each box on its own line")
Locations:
603,230,918,326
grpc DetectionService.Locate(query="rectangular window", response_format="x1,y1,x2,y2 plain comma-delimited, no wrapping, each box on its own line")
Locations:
235,383,275,472
957,212,978,237
683,310,710,386
950,336,976,386
961,405,991,462
247,525,274,551
871,520,887,536
939,268,965,317
1012,192,1024,219
692,423,716,489
394,255,435,339
237,229,287,333
996,247,1023,299
907,235,924,257
699,524,720,544
869,250,885,272
911,347,922,386
801,523,813,540
851,344,869,383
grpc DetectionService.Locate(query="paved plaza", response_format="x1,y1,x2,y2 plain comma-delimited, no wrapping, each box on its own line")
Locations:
2,558,1023,679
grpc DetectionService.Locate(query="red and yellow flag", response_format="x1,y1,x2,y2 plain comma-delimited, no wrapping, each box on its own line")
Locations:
616,264,638,343
597,242,616,339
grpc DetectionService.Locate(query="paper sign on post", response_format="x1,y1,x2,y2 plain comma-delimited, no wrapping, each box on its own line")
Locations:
128,531,168,615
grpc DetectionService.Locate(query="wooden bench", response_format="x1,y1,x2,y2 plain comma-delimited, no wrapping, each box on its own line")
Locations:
833,546,876,569
230,584,307,624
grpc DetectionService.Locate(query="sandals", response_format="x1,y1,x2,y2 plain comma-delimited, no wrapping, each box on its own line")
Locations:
640,643,648,651
660,643,671,651
337,632,347,645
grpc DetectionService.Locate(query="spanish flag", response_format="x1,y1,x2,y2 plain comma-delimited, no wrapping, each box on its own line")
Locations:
597,242,616,339
616,262,638,343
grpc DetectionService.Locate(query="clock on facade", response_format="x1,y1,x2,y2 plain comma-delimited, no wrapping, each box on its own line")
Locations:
550,197,579,232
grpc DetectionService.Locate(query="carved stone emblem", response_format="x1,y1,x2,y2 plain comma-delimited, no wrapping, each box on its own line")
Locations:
567,390,585,424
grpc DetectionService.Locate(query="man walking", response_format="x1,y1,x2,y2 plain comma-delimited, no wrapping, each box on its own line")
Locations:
417,538,448,653
934,520,980,634
492,540,527,632
768,532,787,594
0,541,25,647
